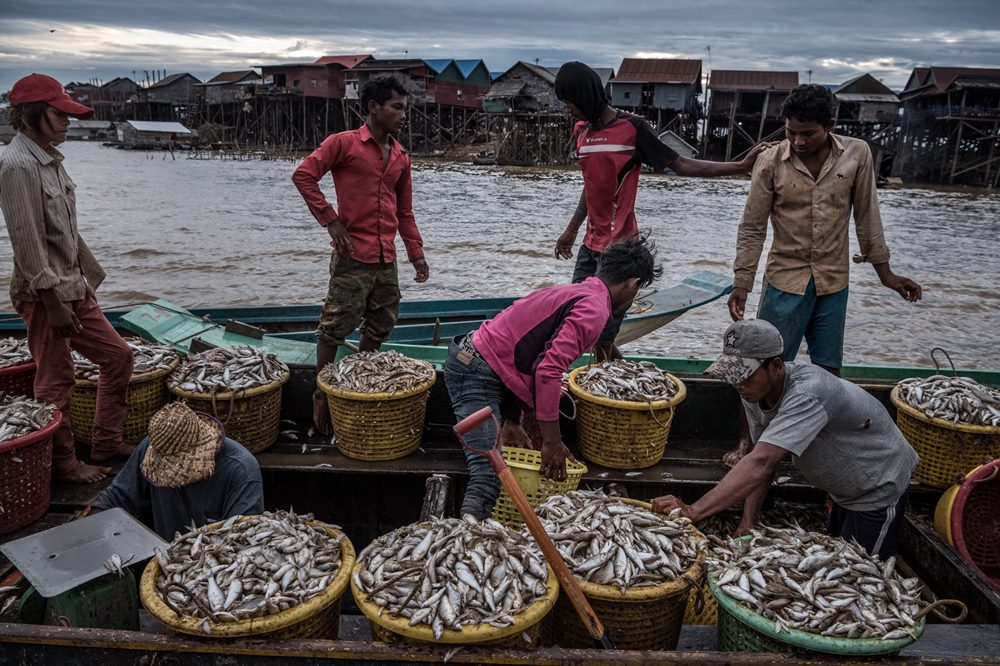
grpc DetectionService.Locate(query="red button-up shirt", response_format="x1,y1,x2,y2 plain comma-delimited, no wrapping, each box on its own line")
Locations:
292,124,424,264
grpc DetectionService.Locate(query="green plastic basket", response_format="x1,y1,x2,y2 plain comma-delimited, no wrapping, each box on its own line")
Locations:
709,572,924,656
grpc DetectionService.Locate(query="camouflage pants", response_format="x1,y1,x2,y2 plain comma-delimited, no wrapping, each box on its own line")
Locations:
316,252,400,346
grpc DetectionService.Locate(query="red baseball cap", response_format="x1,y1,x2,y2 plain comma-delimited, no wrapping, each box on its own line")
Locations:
9,73,94,119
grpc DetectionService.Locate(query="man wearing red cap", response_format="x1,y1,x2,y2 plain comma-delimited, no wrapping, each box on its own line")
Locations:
0,73,134,483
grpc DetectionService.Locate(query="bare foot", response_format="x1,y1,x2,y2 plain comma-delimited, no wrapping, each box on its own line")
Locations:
723,440,752,467
91,442,137,462
57,461,112,484
313,390,333,436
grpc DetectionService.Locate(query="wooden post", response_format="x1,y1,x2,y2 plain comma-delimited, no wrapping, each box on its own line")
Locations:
725,92,739,161
950,90,968,183
757,91,770,143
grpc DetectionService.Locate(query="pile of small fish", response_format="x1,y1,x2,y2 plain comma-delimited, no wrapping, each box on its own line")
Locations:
154,510,343,629
73,337,179,381
575,360,678,402
168,345,288,394
0,394,57,443
696,501,829,537
535,490,703,592
897,375,1000,427
0,338,32,369
354,516,548,639
709,526,923,640
320,350,434,394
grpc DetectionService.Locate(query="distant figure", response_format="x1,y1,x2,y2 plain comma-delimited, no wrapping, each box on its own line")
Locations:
92,402,264,541
552,62,769,360
446,237,661,520
724,84,922,466
652,320,918,558
0,73,134,483
293,75,428,435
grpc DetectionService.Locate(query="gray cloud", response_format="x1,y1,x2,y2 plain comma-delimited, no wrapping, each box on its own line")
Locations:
1,0,998,91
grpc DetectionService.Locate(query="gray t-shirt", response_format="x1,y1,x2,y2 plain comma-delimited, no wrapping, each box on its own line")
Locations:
745,362,918,511
93,437,264,541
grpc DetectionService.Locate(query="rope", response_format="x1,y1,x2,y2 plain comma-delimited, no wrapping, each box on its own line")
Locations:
649,397,675,430
680,571,706,614
209,387,246,426
913,598,967,623
930,347,958,376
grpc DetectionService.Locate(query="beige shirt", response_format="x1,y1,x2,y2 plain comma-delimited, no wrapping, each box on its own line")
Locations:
733,134,891,296
0,132,105,303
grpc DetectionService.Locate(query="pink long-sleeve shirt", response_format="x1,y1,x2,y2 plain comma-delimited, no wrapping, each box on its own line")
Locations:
473,277,612,421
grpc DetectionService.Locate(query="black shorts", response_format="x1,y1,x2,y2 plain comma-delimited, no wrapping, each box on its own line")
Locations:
829,492,908,559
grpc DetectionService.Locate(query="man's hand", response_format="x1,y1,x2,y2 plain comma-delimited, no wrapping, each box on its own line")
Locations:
882,273,922,303
722,440,752,467
739,142,776,173
554,226,578,260
45,301,82,338
650,495,698,521
413,259,429,283
326,219,354,256
501,421,531,449
539,438,575,481
727,287,748,321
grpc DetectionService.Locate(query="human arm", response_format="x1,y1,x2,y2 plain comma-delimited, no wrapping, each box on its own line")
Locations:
650,442,788,521
90,442,152,517
735,466,775,535
291,136,353,254
555,187,587,259
728,155,776,320
670,142,770,178
395,158,428,282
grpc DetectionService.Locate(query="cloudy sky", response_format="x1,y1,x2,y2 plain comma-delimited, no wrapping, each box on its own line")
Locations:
2,0,998,93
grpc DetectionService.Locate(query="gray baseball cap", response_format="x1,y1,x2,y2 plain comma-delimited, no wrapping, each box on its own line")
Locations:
705,319,785,384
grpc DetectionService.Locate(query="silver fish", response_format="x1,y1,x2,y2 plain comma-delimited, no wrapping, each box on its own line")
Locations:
0,394,58,443
897,375,1000,427
73,337,179,381
168,345,289,394
320,350,434,395
0,338,32,369
576,360,678,403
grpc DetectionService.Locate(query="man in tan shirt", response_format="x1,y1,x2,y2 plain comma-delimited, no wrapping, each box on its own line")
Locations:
725,84,921,464
0,74,134,483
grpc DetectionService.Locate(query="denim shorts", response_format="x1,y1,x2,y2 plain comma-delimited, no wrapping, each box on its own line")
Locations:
757,277,848,369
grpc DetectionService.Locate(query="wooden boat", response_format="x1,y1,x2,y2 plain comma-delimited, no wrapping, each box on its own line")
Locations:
1,302,999,662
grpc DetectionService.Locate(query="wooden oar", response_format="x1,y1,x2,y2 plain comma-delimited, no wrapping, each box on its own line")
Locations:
454,406,614,649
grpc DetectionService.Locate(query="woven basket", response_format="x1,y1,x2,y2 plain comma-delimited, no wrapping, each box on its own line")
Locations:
351,560,558,647
0,410,60,535
317,370,435,461
140,520,354,638
710,572,924,655
169,368,289,454
0,361,36,399
490,447,588,525
566,367,687,469
70,358,180,446
548,499,705,650
890,387,1000,489
934,460,1000,591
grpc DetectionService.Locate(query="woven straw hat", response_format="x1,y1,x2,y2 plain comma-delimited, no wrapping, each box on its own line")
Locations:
141,402,224,488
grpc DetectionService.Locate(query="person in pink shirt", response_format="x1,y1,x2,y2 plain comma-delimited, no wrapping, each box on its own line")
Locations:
445,236,661,519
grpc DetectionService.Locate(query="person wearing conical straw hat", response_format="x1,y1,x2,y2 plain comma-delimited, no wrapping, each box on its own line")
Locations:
91,403,264,540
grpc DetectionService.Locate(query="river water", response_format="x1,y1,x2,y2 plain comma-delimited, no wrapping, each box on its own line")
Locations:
2,142,999,368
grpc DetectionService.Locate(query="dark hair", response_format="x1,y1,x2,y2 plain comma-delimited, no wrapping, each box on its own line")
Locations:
781,84,836,125
361,75,408,110
8,102,49,133
597,235,662,288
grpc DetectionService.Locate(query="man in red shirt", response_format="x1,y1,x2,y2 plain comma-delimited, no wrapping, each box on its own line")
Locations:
293,76,429,433
553,62,769,359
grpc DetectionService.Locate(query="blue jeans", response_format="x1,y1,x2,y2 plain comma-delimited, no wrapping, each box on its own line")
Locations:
444,336,503,519
757,278,849,369
572,245,627,349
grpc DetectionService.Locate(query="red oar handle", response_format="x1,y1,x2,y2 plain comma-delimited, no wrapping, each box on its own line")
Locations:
453,406,495,437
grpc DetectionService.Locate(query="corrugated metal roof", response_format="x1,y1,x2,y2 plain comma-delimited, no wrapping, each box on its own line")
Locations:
900,66,1000,99
352,59,427,71
125,120,192,134
519,62,555,85
708,70,798,91
454,60,485,79
313,54,372,68
69,119,111,129
207,70,259,85
148,73,200,89
835,93,899,103
615,58,701,85
424,59,452,75
485,81,526,99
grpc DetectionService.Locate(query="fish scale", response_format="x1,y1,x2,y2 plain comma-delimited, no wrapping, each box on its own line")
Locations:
708,526,923,640
534,490,703,593
354,516,548,639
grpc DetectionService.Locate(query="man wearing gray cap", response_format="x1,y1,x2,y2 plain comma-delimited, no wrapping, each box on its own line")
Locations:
651,319,918,557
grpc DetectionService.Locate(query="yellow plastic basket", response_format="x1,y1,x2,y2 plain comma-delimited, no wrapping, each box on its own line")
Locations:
490,447,588,525
890,387,1000,489
567,366,687,469
547,499,706,650
140,519,354,639
70,357,179,446
317,370,435,461
351,560,558,647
